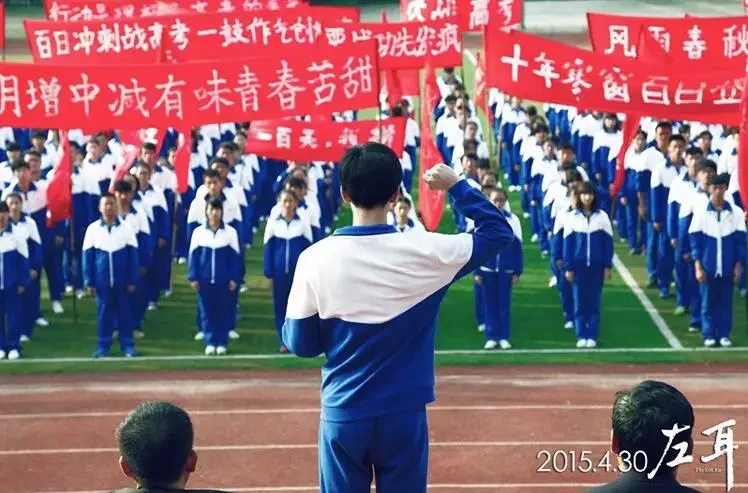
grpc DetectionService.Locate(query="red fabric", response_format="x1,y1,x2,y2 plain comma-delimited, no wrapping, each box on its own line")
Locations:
485,28,741,125
174,128,191,194
611,115,640,198
474,50,491,125
399,0,521,33
245,118,406,162
110,128,163,192
0,40,379,129
739,71,748,214
46,131,71,225
394,69,419,95
418,59,445,232
379,11,402,106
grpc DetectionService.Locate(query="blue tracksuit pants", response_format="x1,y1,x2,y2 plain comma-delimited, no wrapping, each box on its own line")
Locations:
21,279,40,338
700,277,734,340
474,280,485,327
43,243,64,303
656,233,674,295
319,408,428,493
150,243,172,303
572,267,604,341
553,263,573,323
614,201,628,240
685,259,701,328
197,283,231,347
402,169,413,194
625,195,646,251
0,289,22,352
271,274,293,345
97,285,134,351
482,272,512,341
646,223,660,280
674,252,690,309
133,273,149,331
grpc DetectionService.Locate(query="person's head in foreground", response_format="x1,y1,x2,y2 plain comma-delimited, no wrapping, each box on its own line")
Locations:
340,143,403,213
116,401,198,490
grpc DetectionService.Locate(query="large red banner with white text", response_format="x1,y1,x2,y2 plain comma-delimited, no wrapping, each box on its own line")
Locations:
399,0,521,32
0,41,378,129
485,28,742,125
322,19,462,69
245,118,405,161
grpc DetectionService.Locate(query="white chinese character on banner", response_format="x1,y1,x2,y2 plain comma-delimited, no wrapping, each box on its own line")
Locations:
674,81,706,104
408,26,430,57
433,23,460,56
117,4,136,18
218,0,236,12
153,74,186,119
497,0,515,24
469,0,490,30
723,24,748,59
377,31,397,57
190,0,208,13
266,0,280,9
121,24,149,51
148,22,164,50
683,25,707,60
299,129,317,148
642,76,670,105
70,73,101,117
234,65,261,112
73,25,96,54
405,0,427,22
431,0,457,20
648,26,671,52
274,19,290,44
710,78,744,105
289,17,318,45
352,28,373,42
599,67,632,103
501,44,529,82
0,76,21,118
75,5,94,21
532,53,560,89
97,24,122,53
26,78,62,117
338,128,359,146
220,19,249,47
33,30,54,59
247,17,271,45
561,58,593,96
371,123,396,146
605,25,636,57
308,60,336,105
48,4,66,22
194,69,235,112
108,78,150,118
341,55,373,98
169,19,190,51
276,126,292,148
324,27,347,47
243,0,263,10
53,31,72,56
268,61,305,111
702,419,738,492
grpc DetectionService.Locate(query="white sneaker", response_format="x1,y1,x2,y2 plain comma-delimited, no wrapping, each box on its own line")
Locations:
20,335,30,343
240,286,248,293
499,340,512,350
205,345,216,356
147,303,157,311
548,276,557,288
564,321,574,330
7,349,20,360
484,340,498,350
35,318,49,327
477,324,485,333
216,346,227,355
0,350,5,359
704,338,717,347
178,257,186,265
576,339,587,348
64,286,74,295
530,234,539,243
163,290,173,298
194,332,205,341
720,338,733,348
523,212,530,219
229,330,240,340
688,326,700,333
586,339,597,348
76,290,86,299
134,330,145,339
52,301,64,314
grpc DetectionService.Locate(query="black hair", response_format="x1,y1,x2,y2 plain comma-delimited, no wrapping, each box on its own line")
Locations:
390,106,405,118
340,143,403,210
462,139,478,151
286,176,307,190
6,143,21,152
31,131,47,141
612,381,694,479
217,142,238,153
4,192,23,204
635,129,647,140
463,152,479,163
10,158,29,172
395,196,412,208
668,135,686,146
465,120,478,129
655,121,673,132
205,198,224,212
140,142,157,152
114,181,133,193
88,137,102,147
491,187,508,201
476,159,490,170
444,94,457,104
116,401,194,488
24,150,42,160
697,130,713,141
481,170,498,182
278,189,298,202
203,169,221,181
136,159,152,170
526,106,538,117
565,169,583,184
576,181,599,211
559,143,575,153
100,192,115,201
698,159,717,173
709,172,731,186
210,157,230,169
685,147,704,158
533,124,550,135
0,202,8,214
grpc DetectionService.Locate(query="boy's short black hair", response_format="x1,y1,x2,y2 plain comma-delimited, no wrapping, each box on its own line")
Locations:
526,106,538,117
491,188,508,201
669,135,686,146
476,159,490,170
218,142,238,153
656,121,673,132
114,181,133,193
6,143,21,152
4,192,23,204
100,192,115,201
141,142,157,152
203,168,221,181
31,131,47,141
278,189,298,202
116,401,194,487
10,158,29,172
697,130,713,141
559,143,575,153
444,94,457,104
210,157,230,169
709,172,731,186
24,150,42,160
698,159,717,173
286,176,307,190
685,147,704,158
395,196,412,208
463,152,479,163
205,198,224,211
340,143,403,210
565,169,583,184
0,202,9,214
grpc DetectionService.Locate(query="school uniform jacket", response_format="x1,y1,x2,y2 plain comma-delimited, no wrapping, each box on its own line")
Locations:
0,224,30,290
667,174,695,244
10,214,42,274
187,192,243,245
188,223,242,286
119,206,152,270
263,214,313,279
82,219,139,291
391,219,426,233
562,209,614,272
479,211,524,275
650,159,687,227
688,201,747,280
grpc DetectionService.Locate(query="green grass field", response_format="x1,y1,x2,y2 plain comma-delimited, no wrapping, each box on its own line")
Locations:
1,46,746,375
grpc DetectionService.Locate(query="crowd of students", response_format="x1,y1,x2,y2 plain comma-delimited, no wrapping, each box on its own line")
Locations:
0,68,745,359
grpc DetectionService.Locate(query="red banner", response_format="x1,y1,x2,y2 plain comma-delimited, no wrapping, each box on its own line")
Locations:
399,0,521,33
418,59,445,231
587,12,748,68
46,131,71,224
0,41,378,129
322,19,462,69
26,7,357,64
740,71,748,213
245,118,405,162
485,28,741,125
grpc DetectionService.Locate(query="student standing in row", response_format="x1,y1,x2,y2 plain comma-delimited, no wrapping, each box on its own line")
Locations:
0,202,29,360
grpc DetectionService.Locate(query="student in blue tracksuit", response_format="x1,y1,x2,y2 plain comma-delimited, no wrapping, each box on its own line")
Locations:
621,130,648,254
6,194,41,344
689,173,746,348
476,188,523,350
390,196,425,233
281,144,515,493
188,198,242,356
82,193,140,358
263,190,313,353
0,202,30,361
563,182,614,349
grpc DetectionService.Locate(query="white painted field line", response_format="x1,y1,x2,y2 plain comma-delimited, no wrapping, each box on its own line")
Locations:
26,486,748,493
2,403,748,420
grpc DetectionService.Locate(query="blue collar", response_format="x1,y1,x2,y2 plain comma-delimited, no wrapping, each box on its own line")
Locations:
275,213,300,222
99,218,122,228
0,223,12,234
13,181,37,193
333,224,398,237
207,222,225,232
707,201,732,213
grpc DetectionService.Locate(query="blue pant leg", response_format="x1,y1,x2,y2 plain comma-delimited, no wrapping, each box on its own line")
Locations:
272,276,292,344
657,233,674,294
175,203,188,258
497,272,513,341
572,276,586,339
625,197,639,251
530,204,541,236
319,419,374,493
500,147,512,175
96,290,115,352
43,244,64,302
700,282,715,340
371,409,429,493
520,188,530,214
718,278,735,340
481,273,499,341
218,285,233,348
114,285,135,351
196,288,210,335
615,202,628,240
556,265,573,324
20,285,36,338
646,223,659,280
674,255,689,308
686,260,701,328
473,279,485,327
62,245,73,288
5,289,22,352
586,268,604,342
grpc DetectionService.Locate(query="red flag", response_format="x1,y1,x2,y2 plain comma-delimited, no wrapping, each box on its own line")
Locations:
174,129,191,194
738,71,748,213
380,10,403,108
46,131,71,226
418,59,445,231
474,50,491,125
611,115,641,198
110,128,163,192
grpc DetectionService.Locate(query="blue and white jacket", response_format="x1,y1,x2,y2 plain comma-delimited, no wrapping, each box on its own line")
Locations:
188,223,242,286
667,173,695,244
479,210,524,275
81,154,116,195
0,224,30,290
592,128,622,185
82,219,139,291
281,179,516,422
187,192,243,245
677,185,711,256
562,209,614,271
119,206,152,270
391,218,426,233
650,159,686,226
10,214,42,274
263,214,313,279
689,201,747,279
